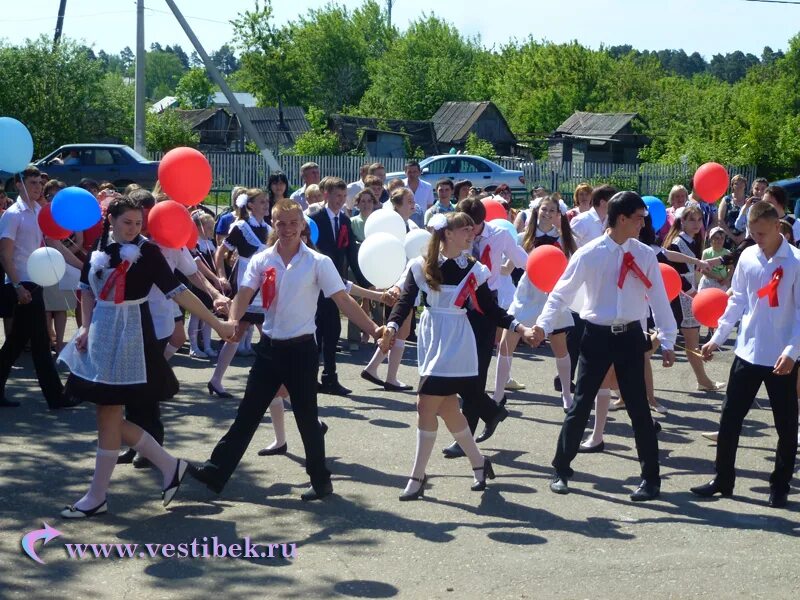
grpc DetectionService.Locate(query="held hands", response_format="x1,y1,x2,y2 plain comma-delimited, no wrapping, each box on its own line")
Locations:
700,341,719,361
529,325,546,348
213,295,232,316
661,348,676,368
15,286,32,305
773,354,796,376
380,290,397,307
215,320,237,342
379,326,396,353
217,277,231,293
75,326,89,353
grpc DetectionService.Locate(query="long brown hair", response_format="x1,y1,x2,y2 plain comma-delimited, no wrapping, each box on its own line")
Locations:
521,196,577,257
662,203,704,252
423,212,475,291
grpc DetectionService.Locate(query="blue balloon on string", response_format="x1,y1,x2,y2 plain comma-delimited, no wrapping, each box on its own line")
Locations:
643,196,667,231
0,117,34,173
305,215,319,245
51,187,102,231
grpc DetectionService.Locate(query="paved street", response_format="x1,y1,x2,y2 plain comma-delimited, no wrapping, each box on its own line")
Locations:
1,325,799,599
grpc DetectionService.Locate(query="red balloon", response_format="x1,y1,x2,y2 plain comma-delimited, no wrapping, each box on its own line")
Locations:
693,162,729,204
37,203,71,240
692,288,729,328
186,224,199,250
482,198,507,222
157,147,212,206
526,245,568,293
147,201,193,249
658,263,682,301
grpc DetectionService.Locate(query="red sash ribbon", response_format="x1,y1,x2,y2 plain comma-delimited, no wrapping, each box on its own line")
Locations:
98,261,130,303
262,267,277,309
479,245,492,272
454,273,484,314
756,266,783,307
337,224,349,249
618,251,652,289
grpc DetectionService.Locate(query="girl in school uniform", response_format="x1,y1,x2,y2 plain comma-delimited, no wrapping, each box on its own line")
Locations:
380,212,534,501
58,196,234,518
208,188,272,397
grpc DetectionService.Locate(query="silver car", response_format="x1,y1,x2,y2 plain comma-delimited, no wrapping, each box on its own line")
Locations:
386,154,526,194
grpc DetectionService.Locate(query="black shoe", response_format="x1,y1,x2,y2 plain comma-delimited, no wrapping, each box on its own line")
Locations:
0,397,20,407
320,421,329,436
207,381,234,399
399,475,427,501
475,407,509,443
553,375,561,392
257,443,287,456
768,489,789,508
319,381,351,396
630,480,660,501
162,459,188,507
690,479,733,498
654,420,662,433
188,464,224,494
384,381,413,392
61,500,108,519
360,370,385,387
301,481,333,501
471,457,496,491
550,475,569,495
498,395,507,409
577,440,605,454
133,455,153,469
117,448,136,464
442,441,465,459
49,395,82,410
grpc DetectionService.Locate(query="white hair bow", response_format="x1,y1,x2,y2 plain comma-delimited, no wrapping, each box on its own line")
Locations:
235,193,249,209
428,213,448,231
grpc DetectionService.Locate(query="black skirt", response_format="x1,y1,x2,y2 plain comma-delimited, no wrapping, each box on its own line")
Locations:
419,375,481,396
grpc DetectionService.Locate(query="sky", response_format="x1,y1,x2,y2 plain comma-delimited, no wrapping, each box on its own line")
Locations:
2,0,800,59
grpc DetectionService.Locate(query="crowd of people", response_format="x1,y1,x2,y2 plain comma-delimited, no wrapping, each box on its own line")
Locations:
0,160,797,517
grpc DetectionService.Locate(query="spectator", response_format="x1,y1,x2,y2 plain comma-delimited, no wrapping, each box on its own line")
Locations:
402,160,434,228
566,183,592,221
453,179,473,202
289,162,321,210
424,178,456,225
346,163,371,213
267,172,290,225
215,186,245,246
304,184,325,217
350,189,378,243
718,174,748,247
367,163,389,203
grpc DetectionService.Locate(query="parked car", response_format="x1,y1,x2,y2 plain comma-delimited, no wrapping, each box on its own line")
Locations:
386,154,526,195
2,144,159,193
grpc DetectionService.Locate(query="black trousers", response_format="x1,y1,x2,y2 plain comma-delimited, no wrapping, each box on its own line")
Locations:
461,308,503,433
0,283,63,406
565,312,585,381
202,337,330,490
553,321,659,484
315,294,340,383
124,337,167,445
715,356,798,494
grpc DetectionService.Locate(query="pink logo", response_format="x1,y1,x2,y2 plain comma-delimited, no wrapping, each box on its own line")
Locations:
21,523,62,564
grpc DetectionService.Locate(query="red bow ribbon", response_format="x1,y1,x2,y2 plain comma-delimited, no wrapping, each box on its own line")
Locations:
262,267,277,309
479,245,492,272
756,266,783,307
98,261,130,304
618,251,652,289
337,224,349,249
454,273,484,314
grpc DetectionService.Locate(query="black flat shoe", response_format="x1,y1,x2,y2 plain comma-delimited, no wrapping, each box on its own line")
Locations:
550,475,569,495
117,448,136,464
0,397,20,408
133,455,153,469
498,395,507,409
49,395,82,410
690,479,733,498
319,381,351,396
207,382,233,398
768,489,789,508
475,407,508,443
301,481,333,501
471,457,496,491
360,370,385,386
188,464,224,494
630,480,660,501
442,441,465,459
61,500,108,519
577,440,605,454
399,474,427,501
320,421,329,436
257,443,288,456
384,381,413,392
162,459,189,507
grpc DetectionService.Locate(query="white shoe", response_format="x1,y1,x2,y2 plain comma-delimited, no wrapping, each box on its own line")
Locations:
608,399,625,412
697,381,726,392
701,431,719,442
190,348,208,358
505,378,526,391
650,402,668,414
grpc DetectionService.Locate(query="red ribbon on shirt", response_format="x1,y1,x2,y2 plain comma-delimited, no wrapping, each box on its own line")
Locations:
756,266,783,307
479,245,492,272
337,224,349,249
98,261,130,304
261,267,277,309
454,273,484,315
618,251,652,290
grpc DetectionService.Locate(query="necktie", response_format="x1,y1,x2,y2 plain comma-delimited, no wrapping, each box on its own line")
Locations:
334,214,339,239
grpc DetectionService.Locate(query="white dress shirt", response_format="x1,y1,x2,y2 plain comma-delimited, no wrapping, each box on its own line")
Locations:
403,178,435,209
241,242,345,340
536,234,678,350
289,186,309,210
325,206,344,239
0,197,43,283
148,246,198,340
473,220,528,291
710,238,800,366
346,179,365,210
570,207,605,247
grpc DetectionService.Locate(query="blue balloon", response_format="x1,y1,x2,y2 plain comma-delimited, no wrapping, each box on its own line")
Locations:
644,196,667,231
0,117,34,173
51,187,102,232
492,218,519,242
305,215,319,245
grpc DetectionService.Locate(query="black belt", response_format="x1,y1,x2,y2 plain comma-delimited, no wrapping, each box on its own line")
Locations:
586,321,639,335
263,334,315,347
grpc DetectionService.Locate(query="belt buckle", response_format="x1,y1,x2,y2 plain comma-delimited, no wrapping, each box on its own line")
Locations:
610,323,625,334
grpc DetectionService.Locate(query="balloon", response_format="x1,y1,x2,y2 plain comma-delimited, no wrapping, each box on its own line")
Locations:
147,200,193,249
186,224,199,250
643,196,667,231
526,245,568,293
358,232,406,288
364,208,406,242
659,263,682,301
0,117,34,173
50,187,102,231
37,203,71,240
157,147,212,206
492,218,519,242
482,198,507,222
26,247,65,287
693,162,729,204
692,288,729,328
305,215,319,245
404,228,432,260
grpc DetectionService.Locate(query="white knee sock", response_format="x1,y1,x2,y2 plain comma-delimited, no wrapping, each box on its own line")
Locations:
556,355,573,408
451,427,484,470
364,346,387,375
268,397,287,448
74,446,118,510
133,431,178,488
493,354,513,403
210,340,238,391
386,340,406,386
188,315,201,352
404,428,437,494
584,388,611,446
164,343,180,361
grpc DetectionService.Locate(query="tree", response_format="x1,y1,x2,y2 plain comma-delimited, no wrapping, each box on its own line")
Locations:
145,109,199,153
145,50,185,98
165,44,190,69
175,68,213,108
465,133,495,159
211,43,239,75
119,46,135,76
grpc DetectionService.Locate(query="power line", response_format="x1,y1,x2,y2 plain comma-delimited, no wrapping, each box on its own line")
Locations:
741,0,800,5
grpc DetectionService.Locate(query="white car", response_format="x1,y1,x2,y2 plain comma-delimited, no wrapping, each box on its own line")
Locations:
386,154,526,194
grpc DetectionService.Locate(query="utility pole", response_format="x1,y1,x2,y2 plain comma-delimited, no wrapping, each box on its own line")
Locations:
133,0,146,155
386,0,393,27
53,0,68,49
162,0,281,171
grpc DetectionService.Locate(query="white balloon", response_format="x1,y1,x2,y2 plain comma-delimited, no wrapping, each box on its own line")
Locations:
404,228,432,260
358,233,406,289
27,247,66,287
568,283,587,313
364,208,407,242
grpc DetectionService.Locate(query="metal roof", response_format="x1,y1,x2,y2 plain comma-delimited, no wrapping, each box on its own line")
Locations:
211,92,258,107
553,112,638,138
244,107,311,149
174,108,225,129
431,101,495,144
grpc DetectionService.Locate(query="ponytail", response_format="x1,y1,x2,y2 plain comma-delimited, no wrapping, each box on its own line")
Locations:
423,212,475,291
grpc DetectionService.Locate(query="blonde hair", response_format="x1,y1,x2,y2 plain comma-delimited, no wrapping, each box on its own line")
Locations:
668,184,689,206
422,212,475,291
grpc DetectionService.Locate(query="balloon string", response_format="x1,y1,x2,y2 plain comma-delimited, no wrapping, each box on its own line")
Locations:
647,329,725,358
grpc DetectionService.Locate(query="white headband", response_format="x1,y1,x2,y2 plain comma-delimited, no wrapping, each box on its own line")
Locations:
428,213,448,231
235,193,249,209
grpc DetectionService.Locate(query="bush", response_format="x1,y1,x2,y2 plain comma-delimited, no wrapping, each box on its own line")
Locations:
145,109,199,153
465,133,496,159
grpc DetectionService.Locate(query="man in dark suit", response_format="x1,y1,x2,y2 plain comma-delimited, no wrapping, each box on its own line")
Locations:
311,177,367,395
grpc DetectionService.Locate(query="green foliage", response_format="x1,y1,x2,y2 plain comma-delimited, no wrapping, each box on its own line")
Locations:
145,110,199,153
175,68,214,109
287,130,340,155
145,50,186,99
464,133,496,159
